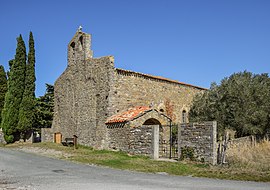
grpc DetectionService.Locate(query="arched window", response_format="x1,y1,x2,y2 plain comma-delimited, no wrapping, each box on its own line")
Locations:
182,110,187,123
70,42,75,49
79,36,83,46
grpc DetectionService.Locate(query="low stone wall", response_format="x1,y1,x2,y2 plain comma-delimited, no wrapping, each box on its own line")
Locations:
107,124,129,152
128,125,152,155
178,121,217,165
41,128,54,142
0,129,5,144
107,124,153,156
227,135,256,149
108,121,217,163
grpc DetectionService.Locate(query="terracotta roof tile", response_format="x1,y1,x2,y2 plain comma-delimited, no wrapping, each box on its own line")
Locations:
106,106,151,124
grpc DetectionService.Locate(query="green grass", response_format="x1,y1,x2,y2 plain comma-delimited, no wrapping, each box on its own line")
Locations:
4,142,270,182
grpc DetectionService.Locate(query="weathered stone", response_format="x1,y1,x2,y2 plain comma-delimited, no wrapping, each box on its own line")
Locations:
42,29,208,154
178,122,217,165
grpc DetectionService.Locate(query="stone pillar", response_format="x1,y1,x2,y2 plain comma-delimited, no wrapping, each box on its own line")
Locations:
0,129,6,144
152,125,159,159
212,121,217,165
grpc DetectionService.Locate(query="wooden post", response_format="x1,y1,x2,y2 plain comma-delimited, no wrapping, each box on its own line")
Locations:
73,135,78,149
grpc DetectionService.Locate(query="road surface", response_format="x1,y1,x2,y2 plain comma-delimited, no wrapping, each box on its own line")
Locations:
0,148,269,190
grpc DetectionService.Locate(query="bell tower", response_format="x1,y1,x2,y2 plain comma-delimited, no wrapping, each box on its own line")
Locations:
68,26,93,66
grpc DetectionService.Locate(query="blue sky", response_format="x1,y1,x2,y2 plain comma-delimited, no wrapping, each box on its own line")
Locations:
0,0,269,96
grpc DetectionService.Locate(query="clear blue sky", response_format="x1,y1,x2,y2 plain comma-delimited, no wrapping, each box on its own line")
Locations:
1,0,269,96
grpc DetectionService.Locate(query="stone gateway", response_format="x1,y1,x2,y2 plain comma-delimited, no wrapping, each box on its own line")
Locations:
42,29,217,164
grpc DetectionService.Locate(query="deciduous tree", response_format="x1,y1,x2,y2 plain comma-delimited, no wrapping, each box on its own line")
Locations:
189,71,270,138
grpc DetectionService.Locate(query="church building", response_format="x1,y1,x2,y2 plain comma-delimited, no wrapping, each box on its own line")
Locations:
41,29,215,162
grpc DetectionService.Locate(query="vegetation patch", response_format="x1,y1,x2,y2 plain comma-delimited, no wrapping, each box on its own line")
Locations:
4,142,270,182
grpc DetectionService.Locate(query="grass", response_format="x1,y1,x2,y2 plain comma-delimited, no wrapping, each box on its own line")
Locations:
226,139,270,178
4,142,270,182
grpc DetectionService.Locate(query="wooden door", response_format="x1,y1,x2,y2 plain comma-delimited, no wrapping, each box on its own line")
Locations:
54,133,62,144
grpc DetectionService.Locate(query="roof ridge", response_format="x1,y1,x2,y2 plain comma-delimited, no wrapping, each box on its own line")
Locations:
116,68,207,90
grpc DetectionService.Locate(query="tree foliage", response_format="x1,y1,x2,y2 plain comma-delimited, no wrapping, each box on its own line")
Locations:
0,65,7,124
17,32,36,139
33,84,54,129
1,35,27,143
189,71,270,138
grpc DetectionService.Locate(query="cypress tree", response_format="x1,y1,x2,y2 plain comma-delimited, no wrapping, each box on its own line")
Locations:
1,35,26,143
18,32,36,140
0,65,7,124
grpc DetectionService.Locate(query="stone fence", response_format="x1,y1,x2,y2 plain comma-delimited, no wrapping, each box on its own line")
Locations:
107,124,153,156
178,121,217,165
227,135,257,149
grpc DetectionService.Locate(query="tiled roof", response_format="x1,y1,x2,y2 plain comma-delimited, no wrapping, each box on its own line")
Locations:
116,68,207,90
106,106,151,124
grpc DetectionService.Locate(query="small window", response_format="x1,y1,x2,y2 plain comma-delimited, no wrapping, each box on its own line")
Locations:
182,110,187,123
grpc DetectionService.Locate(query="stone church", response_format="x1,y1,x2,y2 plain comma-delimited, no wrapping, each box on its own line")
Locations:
42,29,216,162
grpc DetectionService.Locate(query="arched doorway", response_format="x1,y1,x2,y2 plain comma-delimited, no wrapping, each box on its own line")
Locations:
143,118,161,159
143,118,161,125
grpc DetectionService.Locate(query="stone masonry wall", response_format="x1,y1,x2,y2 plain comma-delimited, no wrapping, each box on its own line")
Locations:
179,121,217,165
107,124,129,152
107,124,153,156
42,56,114,148
227,135,256,149
109,69,205,124
42,31,115,149
129,125,153,155
107,110,171,156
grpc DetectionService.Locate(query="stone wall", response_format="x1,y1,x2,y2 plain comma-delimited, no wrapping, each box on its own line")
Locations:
178,121,217,165
107,110,170,156
227,135,256,149
110,69,205,124
129,125,153,155
107,124,153,156
107,124,129,152
42,56,114,149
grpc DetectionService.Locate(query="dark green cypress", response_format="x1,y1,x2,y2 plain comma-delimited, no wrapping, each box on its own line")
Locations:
1,35,26,143
0,65,7,124
18,32,36,140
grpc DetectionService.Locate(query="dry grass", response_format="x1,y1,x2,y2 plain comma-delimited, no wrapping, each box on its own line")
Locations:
227,140,270,172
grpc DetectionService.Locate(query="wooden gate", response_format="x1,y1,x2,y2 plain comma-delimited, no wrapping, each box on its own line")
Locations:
54,132,62,144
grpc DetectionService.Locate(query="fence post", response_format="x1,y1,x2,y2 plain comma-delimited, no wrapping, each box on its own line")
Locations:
177,123,182,161
221,131,229,164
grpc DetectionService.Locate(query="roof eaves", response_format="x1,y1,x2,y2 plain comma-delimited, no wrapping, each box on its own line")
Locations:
116,68,207,90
